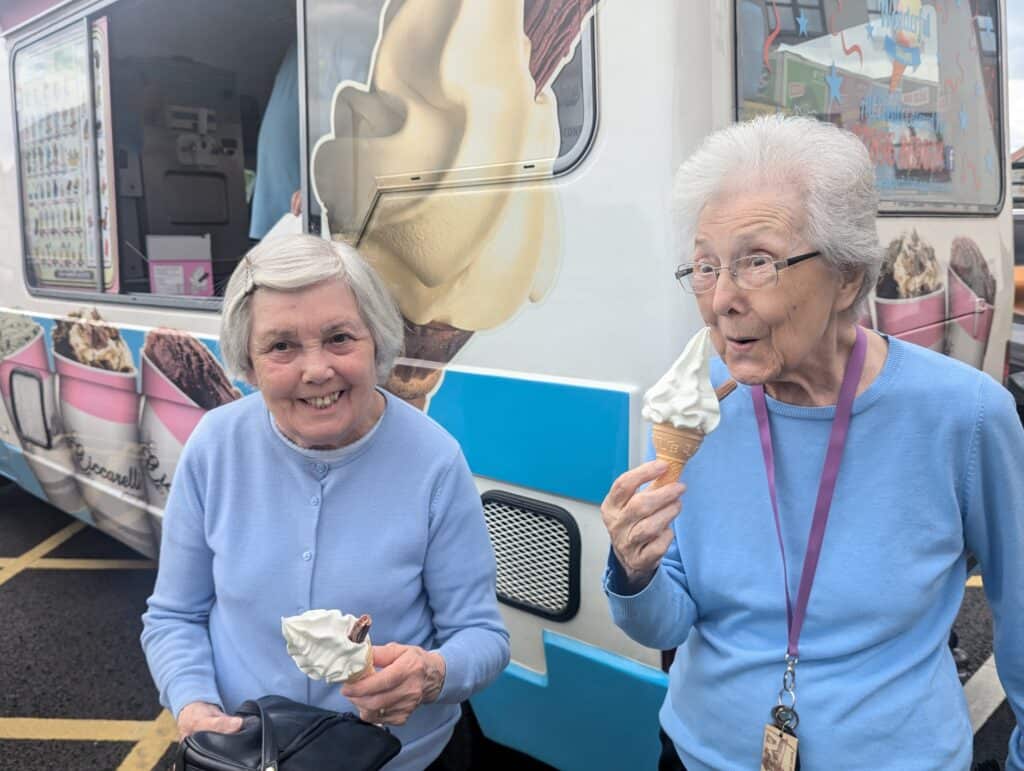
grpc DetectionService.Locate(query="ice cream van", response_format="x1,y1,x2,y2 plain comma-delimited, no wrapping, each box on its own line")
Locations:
0,1,1015,768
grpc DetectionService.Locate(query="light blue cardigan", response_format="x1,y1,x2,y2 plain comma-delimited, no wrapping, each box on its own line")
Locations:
142,389,510,771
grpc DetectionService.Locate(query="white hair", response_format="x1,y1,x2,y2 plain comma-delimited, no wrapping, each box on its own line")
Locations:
672,115,883,317
220,234,404,384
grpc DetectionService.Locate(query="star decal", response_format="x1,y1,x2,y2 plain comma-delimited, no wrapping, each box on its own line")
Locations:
959,106,969,131
985,152,994,173
865,20,875,40
826,63,844,106
797,10,809,36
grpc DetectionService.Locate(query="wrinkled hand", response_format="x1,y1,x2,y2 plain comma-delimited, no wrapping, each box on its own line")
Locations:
601,460,684,591
176,701,243,741
341,643,446,726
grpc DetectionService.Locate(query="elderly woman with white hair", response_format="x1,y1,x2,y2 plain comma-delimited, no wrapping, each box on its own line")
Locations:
141,234,509,771
601,116,1024,771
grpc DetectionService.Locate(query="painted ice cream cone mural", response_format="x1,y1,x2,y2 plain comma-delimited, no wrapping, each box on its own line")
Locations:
311,0,598,408
140,329,240,520
874,229,945,352
946,237,996,368
52,308,154,556
0,311,86,512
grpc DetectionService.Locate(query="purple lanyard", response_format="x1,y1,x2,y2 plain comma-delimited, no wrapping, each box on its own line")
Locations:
751,326,867,661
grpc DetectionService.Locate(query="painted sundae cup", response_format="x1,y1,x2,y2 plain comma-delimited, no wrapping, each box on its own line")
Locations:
874,230,946,352
139,329,240,529
945,237,995,368
0,313,86,513
52,309,153,557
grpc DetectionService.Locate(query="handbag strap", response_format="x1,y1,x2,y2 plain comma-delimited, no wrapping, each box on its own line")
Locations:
241,699,280,771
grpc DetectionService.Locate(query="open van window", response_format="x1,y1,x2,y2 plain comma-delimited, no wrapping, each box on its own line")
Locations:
13,0,297,301
735,0,1004,214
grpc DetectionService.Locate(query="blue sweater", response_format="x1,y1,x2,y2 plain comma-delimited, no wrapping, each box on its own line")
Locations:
142,389,510,771
606,336,1024,771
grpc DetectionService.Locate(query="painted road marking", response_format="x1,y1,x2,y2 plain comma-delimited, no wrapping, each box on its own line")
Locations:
116,710,178,771
965,655,1007,733
966,575,983,588
0,717,154,741
0,521,85,589
0,557,155,570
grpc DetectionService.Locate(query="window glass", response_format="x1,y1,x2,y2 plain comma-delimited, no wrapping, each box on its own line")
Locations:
304,0,598,237
15,22,102,289
736,0,1003,212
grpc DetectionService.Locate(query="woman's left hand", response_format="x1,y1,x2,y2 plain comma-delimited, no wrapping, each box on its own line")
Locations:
341,643,446,725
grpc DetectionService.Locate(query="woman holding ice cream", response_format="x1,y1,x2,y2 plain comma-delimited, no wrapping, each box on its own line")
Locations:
141,234,509,770
601,116,1024,771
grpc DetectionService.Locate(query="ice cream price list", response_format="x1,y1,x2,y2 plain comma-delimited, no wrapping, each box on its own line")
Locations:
15,23,101,289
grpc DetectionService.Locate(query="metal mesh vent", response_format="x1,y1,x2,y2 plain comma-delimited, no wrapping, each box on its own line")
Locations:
481,491,580,622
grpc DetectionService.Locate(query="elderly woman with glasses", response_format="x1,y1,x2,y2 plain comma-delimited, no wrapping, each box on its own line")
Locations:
141,234,509,771
600,116,1024,771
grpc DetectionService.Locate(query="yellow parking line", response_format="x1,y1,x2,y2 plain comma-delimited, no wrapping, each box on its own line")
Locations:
117,710,179,771
0,557,155,570
0,717,153,741
0,521,86,589
966,575,983,588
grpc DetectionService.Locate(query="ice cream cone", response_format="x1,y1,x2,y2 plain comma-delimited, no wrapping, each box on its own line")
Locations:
650,423,704,489
343,644,375,684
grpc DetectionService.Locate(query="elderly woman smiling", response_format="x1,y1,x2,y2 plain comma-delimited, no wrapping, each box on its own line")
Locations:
141,234,509,771
601,116,1024,771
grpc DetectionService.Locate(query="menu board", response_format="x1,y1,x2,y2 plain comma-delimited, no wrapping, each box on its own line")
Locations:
15,22,104,289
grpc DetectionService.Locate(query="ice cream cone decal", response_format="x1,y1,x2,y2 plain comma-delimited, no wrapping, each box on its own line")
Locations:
310,0,602,410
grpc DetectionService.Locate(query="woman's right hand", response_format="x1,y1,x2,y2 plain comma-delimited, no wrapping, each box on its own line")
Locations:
600,460,685,592
176,701,243,741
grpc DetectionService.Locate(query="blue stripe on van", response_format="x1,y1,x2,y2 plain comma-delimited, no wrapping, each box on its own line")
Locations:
470,631,668,771
426,371,630,504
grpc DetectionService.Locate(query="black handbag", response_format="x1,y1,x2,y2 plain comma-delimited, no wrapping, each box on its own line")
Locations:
175,695,402,771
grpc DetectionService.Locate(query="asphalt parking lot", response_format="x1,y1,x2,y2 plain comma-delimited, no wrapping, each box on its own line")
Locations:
0,480,1016,770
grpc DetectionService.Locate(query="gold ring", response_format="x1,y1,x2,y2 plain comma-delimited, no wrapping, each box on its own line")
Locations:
378,708,386,720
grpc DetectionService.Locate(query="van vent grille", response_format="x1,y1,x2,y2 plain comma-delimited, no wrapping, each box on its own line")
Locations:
481,491,580,622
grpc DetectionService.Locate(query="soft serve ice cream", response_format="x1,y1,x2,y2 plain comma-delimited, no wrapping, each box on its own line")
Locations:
282,610,373,684
642,328,733,488
642,327,722,432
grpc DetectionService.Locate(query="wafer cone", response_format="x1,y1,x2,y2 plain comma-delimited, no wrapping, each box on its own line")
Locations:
343,644,375,684
650,424,704,489
648,380,736,488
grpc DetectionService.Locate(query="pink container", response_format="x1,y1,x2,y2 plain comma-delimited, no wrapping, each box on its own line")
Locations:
0,327,85,512
140,351,207,514
54,350,156,557
946,267,994,368
873,285,946,352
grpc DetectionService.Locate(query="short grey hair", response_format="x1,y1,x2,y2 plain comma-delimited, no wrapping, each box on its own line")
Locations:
672,115,882,318
220,234,404,384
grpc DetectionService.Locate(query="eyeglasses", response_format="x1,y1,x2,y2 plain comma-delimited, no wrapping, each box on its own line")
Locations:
674,250,821,294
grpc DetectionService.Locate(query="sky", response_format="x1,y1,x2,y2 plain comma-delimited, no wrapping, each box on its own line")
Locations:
1010,8,1024,152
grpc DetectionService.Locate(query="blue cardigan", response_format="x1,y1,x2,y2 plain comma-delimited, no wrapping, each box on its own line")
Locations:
142,389,509,771
607,336,1024,771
